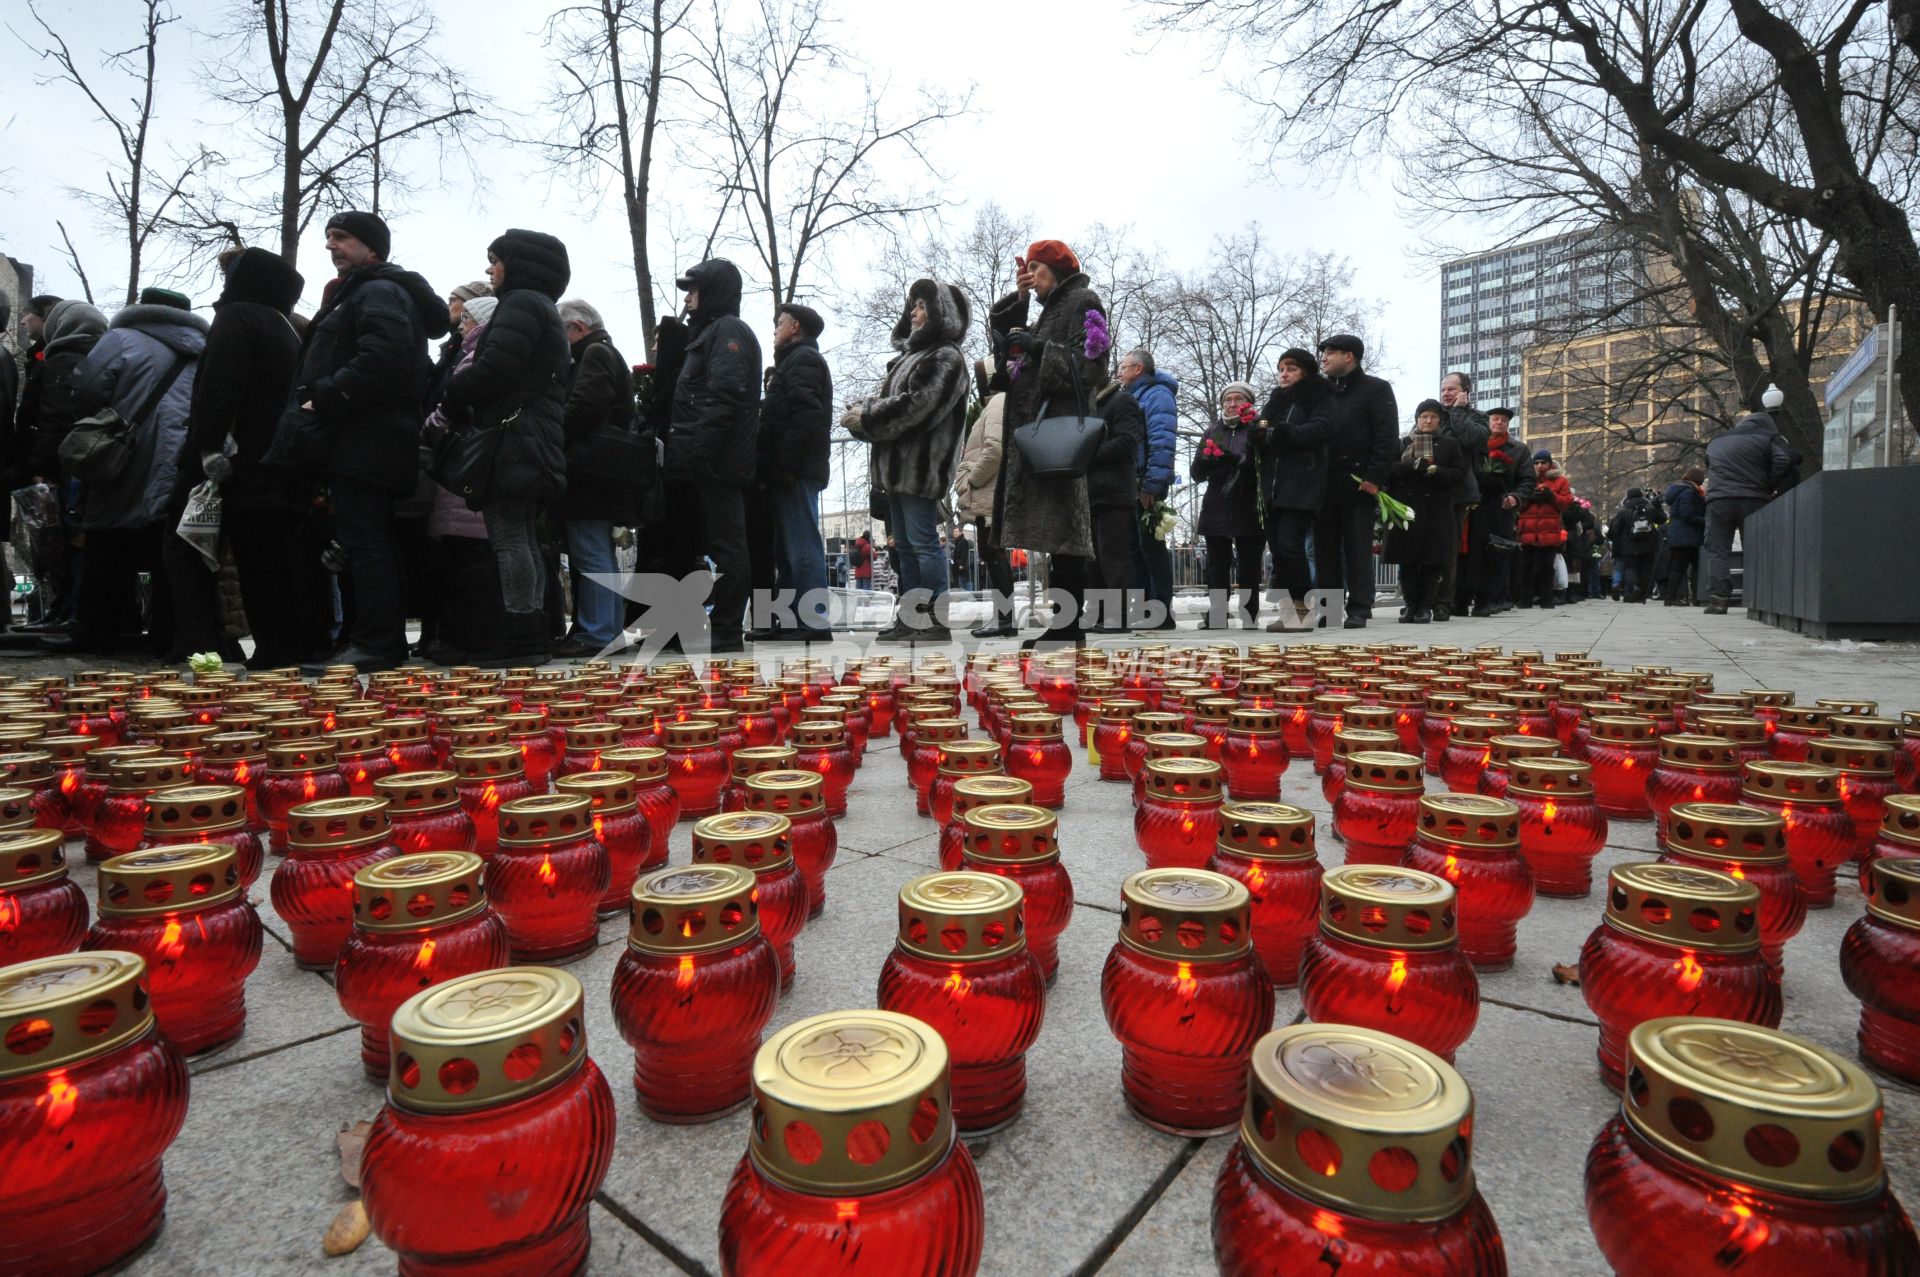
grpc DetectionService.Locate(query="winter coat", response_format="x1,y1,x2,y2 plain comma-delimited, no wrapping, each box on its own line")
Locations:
6,337,46,487
443,229,571,507
1127,370,1179,499
1191,415,1263,538
846,279,970,501
180,247,305,512
1089,381,1144,510
1608,492,1666,556
1322,367,1401,498
667,260,760,488
1663,480,1706,548
851,535,873,581
71,303,208,530
1257,374,1333,512
1441,404,1489,507
955,394,1005,523
30,301,110,479
562,328,638,522
758,336,832,491
1517,468,1573,546
1704,413,1794,504
1477,432,1535,508
1383,433,1467,568
987,272,1106,558
290,260,449,495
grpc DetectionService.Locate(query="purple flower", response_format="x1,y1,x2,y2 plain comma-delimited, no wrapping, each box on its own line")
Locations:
1083,308,1111,361
1007,356,1027,381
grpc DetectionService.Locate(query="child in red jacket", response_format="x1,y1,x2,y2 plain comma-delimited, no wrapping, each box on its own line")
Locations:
1517,450,1573,608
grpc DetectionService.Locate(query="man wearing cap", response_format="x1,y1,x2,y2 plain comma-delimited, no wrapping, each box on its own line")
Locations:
284,210,449,672
1314,333,1400,628
1701,387,1795,614
748,301,833,642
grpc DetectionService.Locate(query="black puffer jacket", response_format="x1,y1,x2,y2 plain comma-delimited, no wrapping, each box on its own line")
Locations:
760,335,832,489
1089,380,1144,510
1257,373,1333,512
562,327,637,522
291,260,449,494
667,259,760,487
444,229,571,506
180,248,305,510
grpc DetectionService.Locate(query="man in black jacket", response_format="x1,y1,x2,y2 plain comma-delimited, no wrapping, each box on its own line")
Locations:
288,210,448,671
1702,389,1796,613
667,259,761,652
748,302,833,642
1438,371,1489,619
1314,333,1399,628
554,298,637,658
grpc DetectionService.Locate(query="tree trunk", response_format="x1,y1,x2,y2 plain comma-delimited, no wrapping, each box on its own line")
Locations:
280,110,304,272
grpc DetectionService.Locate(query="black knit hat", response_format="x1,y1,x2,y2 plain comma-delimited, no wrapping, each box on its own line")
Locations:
1317,332,1365,360
777,302,825,339
326,210,391,260
1414,398,1446,422
1278,346,1316,373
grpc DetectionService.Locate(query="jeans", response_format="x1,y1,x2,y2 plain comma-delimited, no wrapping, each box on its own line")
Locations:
1129,509,1173,621
886,492,946,620
1705,497,1768,601
1314,490,1378,617
769,478,830,629
483,497,545,613
565,520,621,644
330,481,407,658
1265,508,1315,604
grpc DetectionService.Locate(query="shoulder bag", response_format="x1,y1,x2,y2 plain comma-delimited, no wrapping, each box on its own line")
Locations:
60,355,194,485
1009,350,1105,478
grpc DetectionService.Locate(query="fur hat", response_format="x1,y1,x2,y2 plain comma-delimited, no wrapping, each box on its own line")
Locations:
777,302,825,340
1025,239,1080,277
1414,398,1446,421
326,210,391,259
1317,332,1365,360
451,280,492,303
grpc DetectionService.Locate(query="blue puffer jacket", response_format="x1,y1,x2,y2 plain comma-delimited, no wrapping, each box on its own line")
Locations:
1128,370,1179,499
1663,480,1706,548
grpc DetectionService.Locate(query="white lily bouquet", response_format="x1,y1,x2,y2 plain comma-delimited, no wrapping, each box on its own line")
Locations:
1351,474,1416,534
188,651,225,676
1142,498,1178,541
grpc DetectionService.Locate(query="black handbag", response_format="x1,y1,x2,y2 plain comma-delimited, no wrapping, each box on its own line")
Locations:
1010,352,1104,478
429,410,514,510
59,355,194,485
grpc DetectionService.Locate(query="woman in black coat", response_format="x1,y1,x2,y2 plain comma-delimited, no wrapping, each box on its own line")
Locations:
441,228,571,663
1190,381,1266,628
1384,399,1467,623
1256,347,1333,628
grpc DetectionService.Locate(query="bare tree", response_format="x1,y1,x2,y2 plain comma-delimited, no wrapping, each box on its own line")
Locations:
20,0,217,304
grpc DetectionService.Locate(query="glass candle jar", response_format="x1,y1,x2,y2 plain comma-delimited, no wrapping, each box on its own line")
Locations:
1206,802,1320,987
1005,713,1072,808
500,711,560,793
612,863,780,1122
0,952,190,1276
1136,758,1228,870
1504,757,1607,897
1436,718,1503,795
1332,751,1426,866
361,967,616,1277
1305,693,1360,776
555,721,621,780
335,851,510,1079
450,745,539,860
1578,863,1780,1090
382,717,437,774
1693,715,1772,770
940,776,1032,872
603,746,676,869
1585,1017,1919,1276
1841,857,1920,1084
551,770,649,915
691,811,806,991
608,705,661,752
137,782,263,889
1861,793,1920,891
1299,866,1479,1062
929,740,1004,828
0,828,87,963
87,843,262,1055
1742,760,1855,908
1190,697,1236,760
374,769,478,856
729,693,780,749
1381,684,1428,755
1769,704,1831,762
259,741,349,856
63,693,124,747
1123,711,1187,782
1213,1022,1508,1277
1475,733,1561,800
1322,728,1401,808
87,753,194,865
491,794,610,964
1421,692,1471,770
1807,739,1900,862
789,720,855,818
720,745,799,813
1093,698,1146,783
1660,802,1806,973
1587,715,1660,819
1402,794,1533,971
197,731,267,831
958,803,1074,983
39,735,97,838
1496,687,1554,739
819,695,872,764
904,717,968,813
1132,732,1211,807
1101,867,1273,1134
742,771,836,918
877,871,1047,1133
272,796,402,970
1222,708,1287,801
718,1008,984,1277
329,726,394,797
1271,687,1313,760
1646,734,1743,842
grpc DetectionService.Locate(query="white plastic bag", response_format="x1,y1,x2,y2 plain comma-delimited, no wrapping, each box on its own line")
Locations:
1552,554,1569,592
176,480,223,571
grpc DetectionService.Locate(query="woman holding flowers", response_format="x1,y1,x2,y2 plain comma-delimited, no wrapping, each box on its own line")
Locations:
1255,347,1334,630
1191,380,1268,628
1383,399,1468,624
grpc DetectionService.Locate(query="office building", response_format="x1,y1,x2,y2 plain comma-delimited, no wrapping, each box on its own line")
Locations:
1439,230,1624,409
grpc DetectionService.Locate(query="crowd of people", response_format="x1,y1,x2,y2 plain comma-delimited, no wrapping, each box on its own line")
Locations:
0,221,1808,666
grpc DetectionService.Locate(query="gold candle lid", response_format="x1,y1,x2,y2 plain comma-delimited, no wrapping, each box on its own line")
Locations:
1131,710,1187,737
1416,794,1519,847
0,951,156,1079
1816,698,1877,717
266,741,337,774
691,811,793,873
37,734,97,765
1864,858,1920,929
1590,715,1658,744
958,803,1058,864
1099,698,1146,723
1665,803,1788,865
1343,705,1398,733
1602,863,1761,951
1657,734,1740,771
1310,693,1361,715
0,828,70,888
1240,1022,1477,1222
562,722,622,753
352,852,488,931
202,730,268,763
1229,707,1283,735
106,754,192,793
729,745,798,782
1139,732,1209,764
1623,1018,1885,1199
1006,713,1065,741
98,844,243,916
553,770,639,815
1742,688,1794,708
450,744,525,781
907,717,966,746
665,719,721,750
1443,717,1507,747
935,739,1003,777
1142,756,1226,803
1319,866,1457,951
373,770,463,815
266,716,325,742
386,966,589,1114
1824,715,1900,745
896,871,1027,962
498,710,548,739
143,783,247,835
747,1009,955,1194
497,794,595,847
1485,734,1561,770
1332,729,1401,763
947,776,1033,825
1118,868,1251,963
1778,705,1833,733
1192,697,1240,725
1742,760,1842,805
1904,710,1920,739
81,743,162,779
1216,802,1316,862
601,745,668,785
1880,794,1920,847
1344,751,1425,793
1693,716,1768,748
382,718,432,748
1808,739,1896,778
628,863,762,955
286,796,392,849
447,722,510,751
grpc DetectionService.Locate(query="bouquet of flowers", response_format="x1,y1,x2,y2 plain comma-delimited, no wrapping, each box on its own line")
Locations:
1083,309,1111,361
1142,497,1178,541
1201,437,1227,459
1235,401,1258,426
188,651,225,676
1353,473,1416,535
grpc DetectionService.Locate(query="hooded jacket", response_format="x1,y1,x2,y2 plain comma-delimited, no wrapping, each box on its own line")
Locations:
1704,412,1794,504
29,300,110,478
290,256,449,494
444,229,572,507
1257,372,1334,512
1608,489,1666,556
1517,466,1573,546
667,259,760,487
180,247,305,510
846,279,971,501
1126,369,1179,499
761,333,833,489
561,326,637,522
72,302,208,530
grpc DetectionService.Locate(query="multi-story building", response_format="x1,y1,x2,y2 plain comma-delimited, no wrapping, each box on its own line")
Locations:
1439,230,1621,410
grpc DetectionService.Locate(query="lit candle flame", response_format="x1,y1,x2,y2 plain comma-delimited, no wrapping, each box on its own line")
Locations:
942,968,972,999
39,1070,77,1130
1174,961,1197,997
1312,1208,1345,1238
158,917,186,961
1675,950,1704,992
676,954,696,989
538,855,558,889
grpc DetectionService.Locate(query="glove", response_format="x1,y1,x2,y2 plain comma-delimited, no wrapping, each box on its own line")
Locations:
201,451,234,484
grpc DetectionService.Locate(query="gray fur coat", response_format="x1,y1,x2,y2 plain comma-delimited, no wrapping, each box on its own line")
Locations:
845,279,971,501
